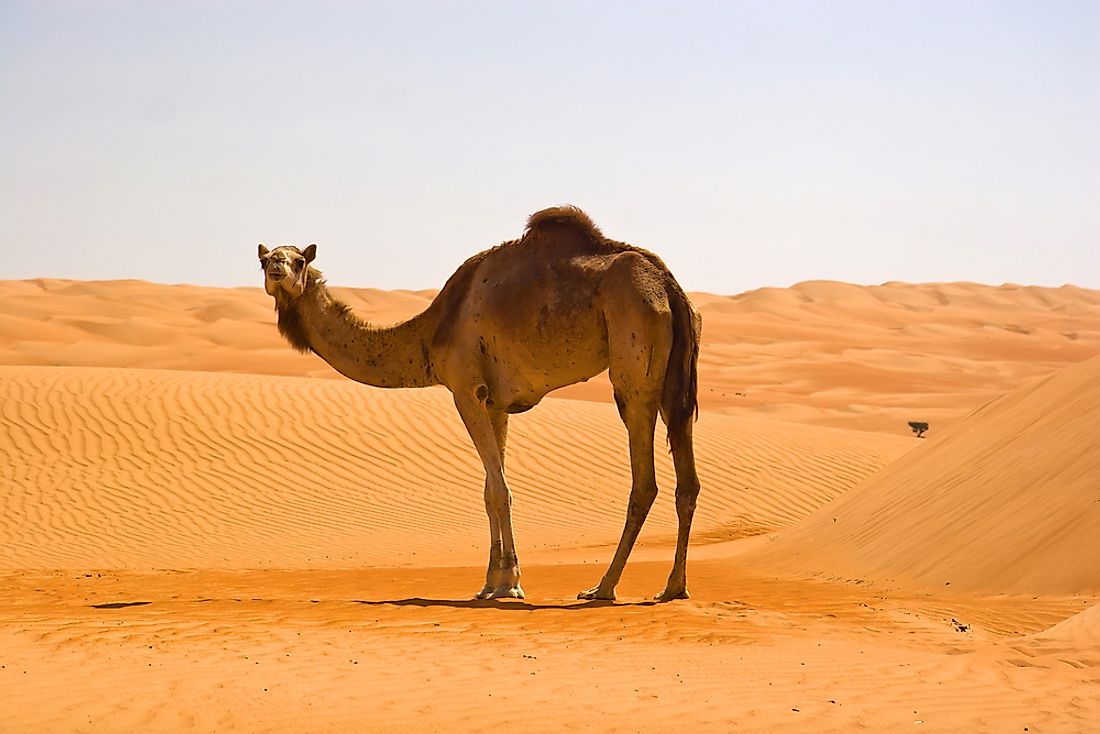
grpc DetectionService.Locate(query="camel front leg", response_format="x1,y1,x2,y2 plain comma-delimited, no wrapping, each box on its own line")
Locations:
476,410,510,599
455,391,523,600
476,480,504,599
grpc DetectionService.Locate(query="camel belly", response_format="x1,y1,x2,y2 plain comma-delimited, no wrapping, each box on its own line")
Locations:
483,342,609,412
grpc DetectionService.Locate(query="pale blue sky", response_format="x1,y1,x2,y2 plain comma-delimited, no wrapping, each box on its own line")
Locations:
1,1,1097,294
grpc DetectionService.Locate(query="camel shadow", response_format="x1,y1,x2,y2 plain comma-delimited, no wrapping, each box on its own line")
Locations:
86,598,660,612
352,597,658,611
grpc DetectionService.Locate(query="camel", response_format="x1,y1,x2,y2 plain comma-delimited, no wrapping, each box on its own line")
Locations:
258,206,701,602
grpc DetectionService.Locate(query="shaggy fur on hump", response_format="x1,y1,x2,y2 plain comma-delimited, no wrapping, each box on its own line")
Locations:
525,205,604,240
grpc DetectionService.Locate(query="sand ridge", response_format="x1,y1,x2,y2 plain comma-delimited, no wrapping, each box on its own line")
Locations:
753,356,1100,595
2,278,1097,433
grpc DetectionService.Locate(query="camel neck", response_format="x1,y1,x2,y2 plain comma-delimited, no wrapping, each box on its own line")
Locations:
281,278,439,389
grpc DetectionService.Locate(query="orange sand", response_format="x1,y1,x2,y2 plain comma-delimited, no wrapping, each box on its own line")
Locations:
1,279,1097,732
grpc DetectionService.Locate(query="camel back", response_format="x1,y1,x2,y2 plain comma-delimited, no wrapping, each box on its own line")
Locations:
524,207,701,443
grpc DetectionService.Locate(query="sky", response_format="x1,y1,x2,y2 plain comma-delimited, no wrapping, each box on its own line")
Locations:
1,0,1097,294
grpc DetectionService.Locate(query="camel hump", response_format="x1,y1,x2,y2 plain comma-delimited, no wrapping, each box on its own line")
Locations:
525,206,604,241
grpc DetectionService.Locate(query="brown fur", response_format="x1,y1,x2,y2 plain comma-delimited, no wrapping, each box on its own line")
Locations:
275,267,324,353
525,205,604,240
525,208,700,438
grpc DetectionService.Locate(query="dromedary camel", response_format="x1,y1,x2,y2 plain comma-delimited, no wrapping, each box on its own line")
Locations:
258,206,701,602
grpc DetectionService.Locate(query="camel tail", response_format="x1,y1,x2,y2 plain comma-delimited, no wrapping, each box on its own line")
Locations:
663,281,701,448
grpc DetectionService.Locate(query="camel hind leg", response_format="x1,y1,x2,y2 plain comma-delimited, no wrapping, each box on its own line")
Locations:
656,415,700,601
579,253,673,600
578,390,661,600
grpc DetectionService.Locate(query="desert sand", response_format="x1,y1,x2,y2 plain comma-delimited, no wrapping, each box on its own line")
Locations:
1,278,1098,732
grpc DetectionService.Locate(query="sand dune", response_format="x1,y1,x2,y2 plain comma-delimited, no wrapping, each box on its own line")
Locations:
0,365,909,571
754,356,1100,595
692,280,1100,432
1026,602,1100,650
2,278,1098,732
2,278,1097,433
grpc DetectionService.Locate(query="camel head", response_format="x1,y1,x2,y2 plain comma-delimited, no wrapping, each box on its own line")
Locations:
258,243,317,301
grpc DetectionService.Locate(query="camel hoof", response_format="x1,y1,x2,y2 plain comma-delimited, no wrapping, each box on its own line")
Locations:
490,585,524,600
655,587,689,603
577,586,616,601
474,586,496,600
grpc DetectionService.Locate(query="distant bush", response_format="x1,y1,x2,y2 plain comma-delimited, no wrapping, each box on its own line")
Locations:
908,421,929,439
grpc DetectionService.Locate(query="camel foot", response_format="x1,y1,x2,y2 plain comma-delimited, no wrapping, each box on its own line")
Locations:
489,585,524,600
474,585,496,600
655,586,689,603
577,586,616,601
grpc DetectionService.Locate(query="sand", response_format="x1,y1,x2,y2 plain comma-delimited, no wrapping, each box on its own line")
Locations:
1,278,1098,732
754,356,1100,595
5,278,1098,433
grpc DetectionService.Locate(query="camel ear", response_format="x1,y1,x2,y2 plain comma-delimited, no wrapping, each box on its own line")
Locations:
258,244,270,260
302,244,317,264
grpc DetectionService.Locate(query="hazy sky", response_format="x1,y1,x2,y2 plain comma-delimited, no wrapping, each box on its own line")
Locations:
1,1,1097,294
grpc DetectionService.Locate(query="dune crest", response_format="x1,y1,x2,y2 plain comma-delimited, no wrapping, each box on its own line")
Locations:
755,356,1100,595
2,279,1097,433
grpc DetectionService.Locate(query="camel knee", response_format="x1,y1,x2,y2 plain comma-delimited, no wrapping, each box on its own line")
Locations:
493,489,514,513
484,490,508,515
675,477,700,514
673,477,699,506
675,490,699,525
484,476,511,509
